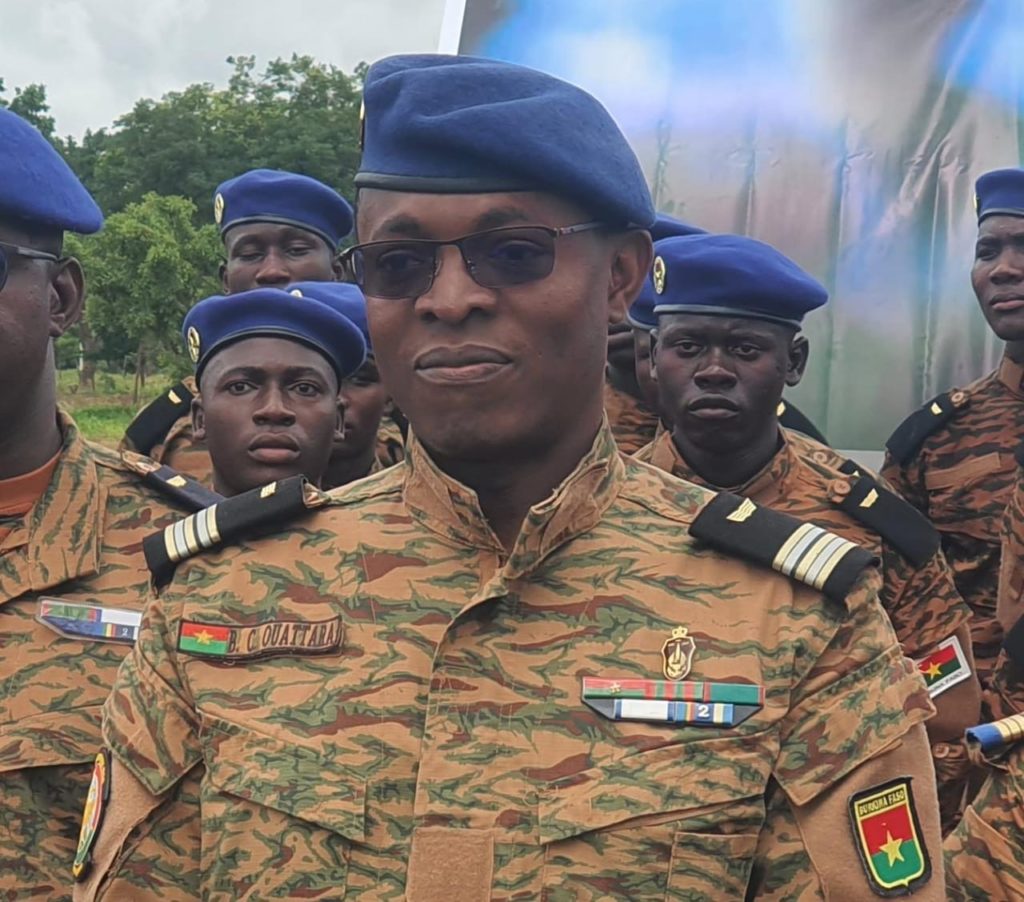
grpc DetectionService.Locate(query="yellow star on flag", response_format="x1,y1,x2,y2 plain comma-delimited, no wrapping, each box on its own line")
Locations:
195,630,213,645
879,830,905,867
924,661,942,680
609,682,622,694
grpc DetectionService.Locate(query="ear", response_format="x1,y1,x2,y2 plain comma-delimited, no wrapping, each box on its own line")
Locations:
648,329,660,381
218,260,228,292
331,255,345,281
607,230,653,326
48,258,86,338
191,394,207,441
334,396,346,443
785,334,810,387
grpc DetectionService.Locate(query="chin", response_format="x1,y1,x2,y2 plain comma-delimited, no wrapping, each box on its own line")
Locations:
413,416,515,462
990,320,1024,342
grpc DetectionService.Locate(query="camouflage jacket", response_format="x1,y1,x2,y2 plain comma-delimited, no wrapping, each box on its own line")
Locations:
882,355,1024,679
0,413,194,900
80,425,942,901
603,377,659,455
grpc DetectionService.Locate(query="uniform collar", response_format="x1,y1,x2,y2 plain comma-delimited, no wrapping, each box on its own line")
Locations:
402,420,625,578
646,427,793,501
998,353,1024,395
0,411,102,600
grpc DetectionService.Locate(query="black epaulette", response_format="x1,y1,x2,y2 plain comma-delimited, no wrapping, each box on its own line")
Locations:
1014,439,1024,468
777,400,829,445
689,491,877,604
120,451,223,512
833,471,940,567
1003,614,1024,671
123,380,195,454
885,390,969,466
143,475,323,586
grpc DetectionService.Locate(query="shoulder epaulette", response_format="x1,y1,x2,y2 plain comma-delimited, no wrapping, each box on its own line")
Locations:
966,713,1024,755
777,400,829,445
1014,439,1024,468
1003,613,1024,671
143,475,326,585
834,472,939,567
123,380,195,454
885,390,969,465
689,491,877,604
119,451,223,512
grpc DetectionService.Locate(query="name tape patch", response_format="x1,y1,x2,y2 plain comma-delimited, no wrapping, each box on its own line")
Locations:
177,616,342,661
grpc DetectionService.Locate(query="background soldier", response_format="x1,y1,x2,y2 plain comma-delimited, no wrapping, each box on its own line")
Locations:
78,55,942,900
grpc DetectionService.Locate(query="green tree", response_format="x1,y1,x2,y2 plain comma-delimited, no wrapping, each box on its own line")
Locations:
75,193,221,402
0,79,56,141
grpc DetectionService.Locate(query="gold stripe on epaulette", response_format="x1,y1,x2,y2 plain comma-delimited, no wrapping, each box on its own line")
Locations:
930,401,942,415
167,475,187,488
163,523,179,563
809,538,858,591
793,532,841,582
183,514,200,556
996,713,1024,745
773,522,817,573
726,498,757,523
168,390,182,405
775,523,825,576
206,505,221,545
803,534,849,585
859,488,879,509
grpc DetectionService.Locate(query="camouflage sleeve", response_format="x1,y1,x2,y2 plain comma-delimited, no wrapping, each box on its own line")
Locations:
944,748,1024,900
767,571,945,898
998,468,1024,635
880,450,928,518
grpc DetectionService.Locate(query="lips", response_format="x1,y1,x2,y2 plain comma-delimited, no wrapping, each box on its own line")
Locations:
687,395,740,414
414,344,512,384
248,433,301,464
989,294,1024,312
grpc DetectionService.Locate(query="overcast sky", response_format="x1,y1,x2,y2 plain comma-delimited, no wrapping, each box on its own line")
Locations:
1,0,452,138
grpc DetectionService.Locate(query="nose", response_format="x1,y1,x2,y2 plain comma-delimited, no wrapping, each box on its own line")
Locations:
693,350,737,389
413,245,498,324
252,386,295,425
990,250,1024,284
254,249,291,286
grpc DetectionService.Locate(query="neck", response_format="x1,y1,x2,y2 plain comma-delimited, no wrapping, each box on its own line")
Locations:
606,361,643,401
324,444,378,489
429,417,603,551
672,423,780,489
0,378,62,480
1007,341,1024,365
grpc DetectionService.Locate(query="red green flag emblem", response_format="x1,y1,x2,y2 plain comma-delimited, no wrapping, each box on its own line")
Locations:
915,635,970,698
849,778,931,896
178,621,231,656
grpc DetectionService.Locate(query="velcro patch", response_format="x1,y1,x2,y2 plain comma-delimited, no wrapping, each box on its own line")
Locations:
915,635,971,698
73,749,111,881
176,616,342,661
37,599,141,644
849,778,931,896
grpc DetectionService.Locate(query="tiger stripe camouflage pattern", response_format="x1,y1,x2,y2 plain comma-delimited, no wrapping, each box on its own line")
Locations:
0,413,199,900
603,377,659,455
77,423,942,900
882,355,1024,686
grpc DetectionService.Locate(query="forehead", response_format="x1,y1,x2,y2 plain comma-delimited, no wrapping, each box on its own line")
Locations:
658,313,787,338
224,222,324,250
204,335,334,377
355,188,592,241
977,215,1024,240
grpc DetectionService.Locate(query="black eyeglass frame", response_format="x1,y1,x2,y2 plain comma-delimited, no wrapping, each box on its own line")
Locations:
0,241,61,291
339,221,607,299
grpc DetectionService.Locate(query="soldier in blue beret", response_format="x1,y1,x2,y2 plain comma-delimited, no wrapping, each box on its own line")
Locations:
85,55,944,901
882,166,1024,713
0,108,225,898
183,285,366,497
288,280,398,486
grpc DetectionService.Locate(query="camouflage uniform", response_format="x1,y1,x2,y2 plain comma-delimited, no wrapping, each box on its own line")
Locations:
638,428,980,830
882,355,1024,685
603,377,659,455
0,413,202,900
77,423,943,900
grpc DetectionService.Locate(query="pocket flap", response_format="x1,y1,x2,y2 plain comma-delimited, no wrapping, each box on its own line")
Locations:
538,732,774,844
0,706,101,773
202,715,366,842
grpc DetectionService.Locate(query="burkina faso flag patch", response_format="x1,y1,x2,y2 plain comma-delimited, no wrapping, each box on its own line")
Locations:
915,634,970,698
849,778,931,896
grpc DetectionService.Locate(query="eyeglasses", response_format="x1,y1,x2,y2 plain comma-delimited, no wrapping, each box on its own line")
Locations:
0,242,60,292
340,221,606,299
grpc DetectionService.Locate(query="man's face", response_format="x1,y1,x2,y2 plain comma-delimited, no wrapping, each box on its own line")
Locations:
334,357,388,461
654,313,802,454
972,215,1024,341
0,220,81,422
193,336,341,495
221,223,341,293
356,189,650,463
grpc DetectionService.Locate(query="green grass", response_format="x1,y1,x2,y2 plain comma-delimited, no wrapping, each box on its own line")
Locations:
57,369,147,447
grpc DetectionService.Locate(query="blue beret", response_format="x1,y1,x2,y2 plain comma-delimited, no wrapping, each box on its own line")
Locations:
652,234,827,328
213,169,354,248
183,287,367,382
976,168,1024,223
0,108,103,234
286,280,371,354
627,216,708,330
357,54,655,228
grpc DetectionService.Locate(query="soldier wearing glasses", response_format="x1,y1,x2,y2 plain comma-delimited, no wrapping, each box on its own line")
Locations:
0,108,216,899
78,56,941,900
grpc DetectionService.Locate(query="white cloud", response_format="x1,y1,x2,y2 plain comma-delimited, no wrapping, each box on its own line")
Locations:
1,0,447,137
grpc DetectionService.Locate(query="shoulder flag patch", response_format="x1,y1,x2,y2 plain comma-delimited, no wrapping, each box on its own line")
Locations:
885,390,968,465
72,749,111,882
689,491,877,603
122,380,195,455
836,473,940,566
143,475,326,585
849,778,931,896
915,635,971,698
